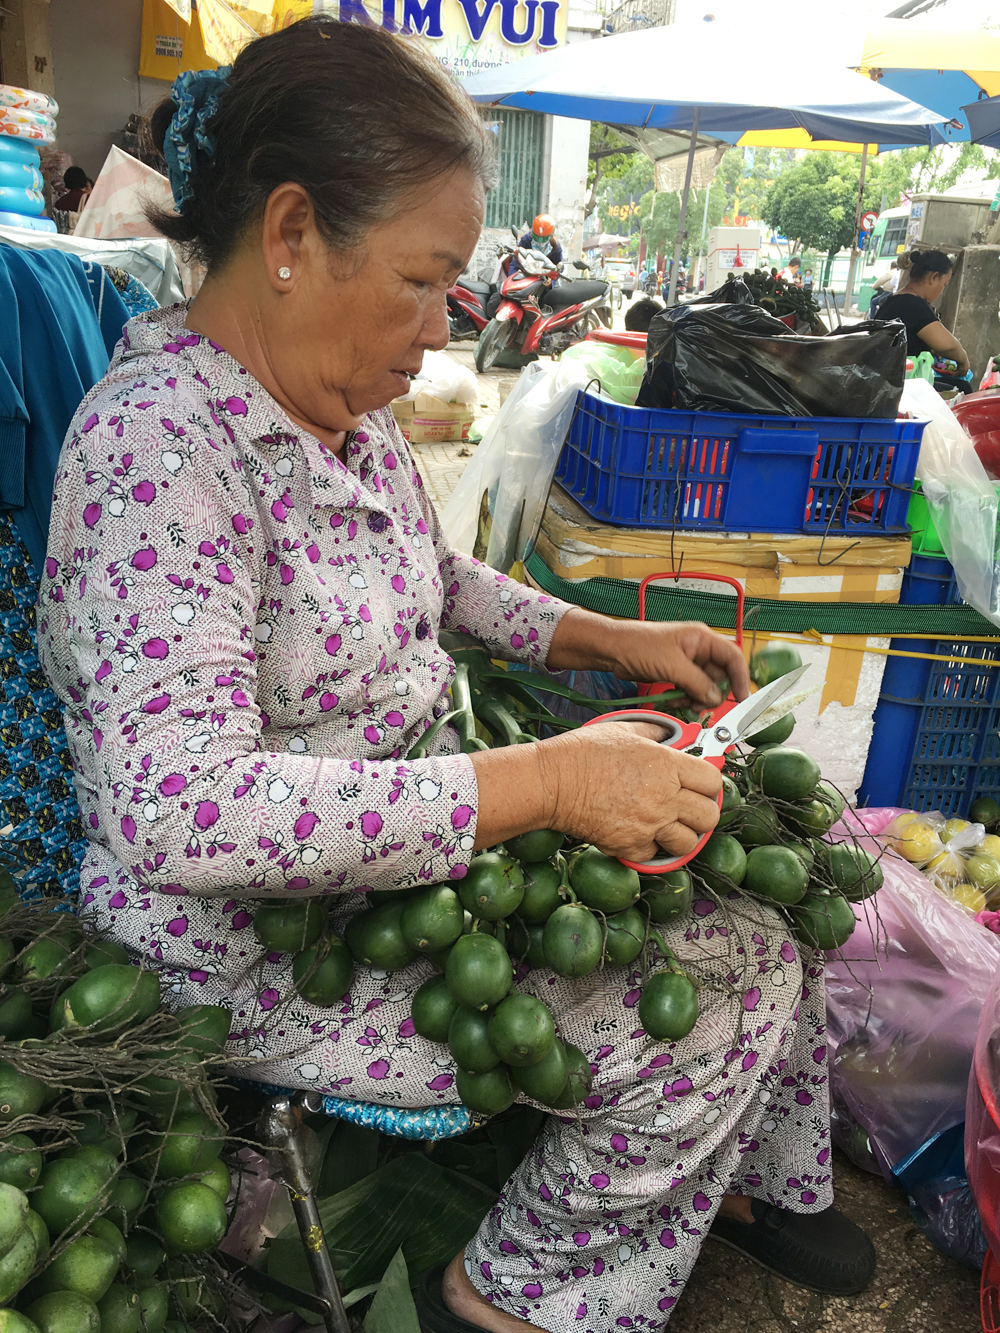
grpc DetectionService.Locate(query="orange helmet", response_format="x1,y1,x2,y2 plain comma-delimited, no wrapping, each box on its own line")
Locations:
531,214,555,239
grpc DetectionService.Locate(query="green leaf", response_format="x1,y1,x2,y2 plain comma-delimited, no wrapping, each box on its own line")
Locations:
363,1246,420,1333
343,1282,381,1309
316,1118,380,1197
266,1152,497,1296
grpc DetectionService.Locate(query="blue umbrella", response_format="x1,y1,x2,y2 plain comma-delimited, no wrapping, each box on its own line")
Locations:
460,25,948,145
963,95,1000,148
462,23,949,303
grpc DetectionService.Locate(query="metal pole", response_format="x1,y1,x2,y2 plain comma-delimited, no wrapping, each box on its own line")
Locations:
259,1095,351,1333
693,180,711,291
842,140,870,318
668,107,700,307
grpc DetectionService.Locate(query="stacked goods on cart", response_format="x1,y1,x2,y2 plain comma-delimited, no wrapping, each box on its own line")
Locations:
0,885,244,1330
0,86,56,233
257,642,884,1119
884,802,1000,915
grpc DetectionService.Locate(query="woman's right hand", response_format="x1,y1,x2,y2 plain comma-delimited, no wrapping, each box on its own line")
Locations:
536,720,723,863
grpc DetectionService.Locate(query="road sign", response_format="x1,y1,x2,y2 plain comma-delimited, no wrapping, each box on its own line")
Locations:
860,210,878,233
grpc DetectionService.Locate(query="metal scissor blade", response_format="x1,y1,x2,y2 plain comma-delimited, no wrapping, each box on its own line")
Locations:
720,665,810,745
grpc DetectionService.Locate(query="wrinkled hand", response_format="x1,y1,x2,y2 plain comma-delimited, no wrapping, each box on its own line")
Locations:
538,720,722,861
612,621,750,707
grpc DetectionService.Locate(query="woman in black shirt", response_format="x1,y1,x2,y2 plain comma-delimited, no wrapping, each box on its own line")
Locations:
873,249,970,375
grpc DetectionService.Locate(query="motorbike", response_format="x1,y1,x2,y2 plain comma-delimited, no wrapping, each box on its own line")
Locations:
474,238,611,373
446,274,496,341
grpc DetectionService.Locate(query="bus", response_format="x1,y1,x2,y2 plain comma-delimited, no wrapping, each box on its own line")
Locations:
857,205,910,313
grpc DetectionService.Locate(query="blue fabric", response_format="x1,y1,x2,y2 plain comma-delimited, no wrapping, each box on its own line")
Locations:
252,1081,473,1140
0,244,128,575
0,513,87,899
163,67,231,210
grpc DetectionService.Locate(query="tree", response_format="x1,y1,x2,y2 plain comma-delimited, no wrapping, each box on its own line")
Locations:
586,125,641,219
764,154,875,278
638,175,729,262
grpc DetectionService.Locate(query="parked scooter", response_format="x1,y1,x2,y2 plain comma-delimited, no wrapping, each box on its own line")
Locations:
474,235,611,373
447,274,496,341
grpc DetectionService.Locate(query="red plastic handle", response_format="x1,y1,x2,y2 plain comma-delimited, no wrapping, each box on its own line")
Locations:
581,709,726,875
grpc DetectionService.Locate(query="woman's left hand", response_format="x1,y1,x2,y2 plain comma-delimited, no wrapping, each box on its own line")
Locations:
611,620,750,706
547,610,749,707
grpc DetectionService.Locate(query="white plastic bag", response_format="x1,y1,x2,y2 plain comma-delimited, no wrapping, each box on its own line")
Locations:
399,349,477,406
902,377,1000,625
440,358,589,570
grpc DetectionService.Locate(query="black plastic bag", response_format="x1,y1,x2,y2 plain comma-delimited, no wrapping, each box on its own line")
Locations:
691,276,754,305
637,302,907,418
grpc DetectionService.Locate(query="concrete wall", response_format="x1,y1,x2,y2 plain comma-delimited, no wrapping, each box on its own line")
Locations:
49,0,168,178
938,244,1000,385
0,0,56,97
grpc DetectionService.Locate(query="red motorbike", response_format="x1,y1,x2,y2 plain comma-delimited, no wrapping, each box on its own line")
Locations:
474,243,611,373
446,275,495,341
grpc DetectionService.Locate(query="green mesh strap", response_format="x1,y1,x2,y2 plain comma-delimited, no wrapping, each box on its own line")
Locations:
525,551,1000,639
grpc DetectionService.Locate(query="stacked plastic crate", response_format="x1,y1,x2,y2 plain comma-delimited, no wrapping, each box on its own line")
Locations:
858,484,1000,816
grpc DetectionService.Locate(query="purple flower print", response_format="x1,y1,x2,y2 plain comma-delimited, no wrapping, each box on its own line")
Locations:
367,1060,390,1079
166,917,188,937
294,811,319,840
259,989,280,1010
83,502,101,528
131,547,157,571
158,774,186,796
360,811,383,838
132,481,156,504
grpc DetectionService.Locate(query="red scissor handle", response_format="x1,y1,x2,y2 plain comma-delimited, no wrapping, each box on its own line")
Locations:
635,571,745,705
581,708,728,875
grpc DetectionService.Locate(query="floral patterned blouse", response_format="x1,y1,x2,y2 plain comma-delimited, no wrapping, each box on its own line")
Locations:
37,307,569,916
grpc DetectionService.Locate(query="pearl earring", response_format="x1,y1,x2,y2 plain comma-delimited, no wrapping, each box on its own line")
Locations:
277,266,291,280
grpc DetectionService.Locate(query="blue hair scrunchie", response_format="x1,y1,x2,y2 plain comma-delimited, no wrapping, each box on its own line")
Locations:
163,66,231,211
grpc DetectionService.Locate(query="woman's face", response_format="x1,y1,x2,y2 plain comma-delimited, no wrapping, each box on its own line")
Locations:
260,166,485,431
920,269,952,301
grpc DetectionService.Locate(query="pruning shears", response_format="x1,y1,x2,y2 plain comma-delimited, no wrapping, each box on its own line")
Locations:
582,665,809,876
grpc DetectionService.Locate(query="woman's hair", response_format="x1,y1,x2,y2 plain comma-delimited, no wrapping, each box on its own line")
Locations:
62,166,88,190
146,17,497,270
898,249,954,280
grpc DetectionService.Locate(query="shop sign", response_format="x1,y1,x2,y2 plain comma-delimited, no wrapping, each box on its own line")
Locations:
314,0,567,71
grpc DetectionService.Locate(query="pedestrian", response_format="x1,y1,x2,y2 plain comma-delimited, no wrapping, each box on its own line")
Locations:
53,165,92,212
38,19,876,1332
778,255,801,285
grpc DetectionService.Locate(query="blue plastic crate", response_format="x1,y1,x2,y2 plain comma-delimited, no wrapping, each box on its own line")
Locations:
554,391,926,534
858,554,1000,815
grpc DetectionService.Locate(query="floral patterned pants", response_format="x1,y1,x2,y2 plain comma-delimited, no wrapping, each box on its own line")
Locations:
88,878,833,1333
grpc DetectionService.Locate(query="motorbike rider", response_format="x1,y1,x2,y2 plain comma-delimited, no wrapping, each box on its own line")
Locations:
509,213,563,275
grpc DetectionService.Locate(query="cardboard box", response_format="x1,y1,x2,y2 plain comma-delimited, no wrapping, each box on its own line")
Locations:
391,393,475,444
531,484,913,802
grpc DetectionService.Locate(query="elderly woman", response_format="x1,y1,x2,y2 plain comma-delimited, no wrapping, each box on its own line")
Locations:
37,19,873,1332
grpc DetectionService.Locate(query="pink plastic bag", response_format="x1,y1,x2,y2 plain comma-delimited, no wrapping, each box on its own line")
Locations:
825,808,1000,1177
966,961,1000,1260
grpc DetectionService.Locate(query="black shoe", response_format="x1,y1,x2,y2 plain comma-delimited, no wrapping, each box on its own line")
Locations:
416,1263,489,1333
708,1199,876,1295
